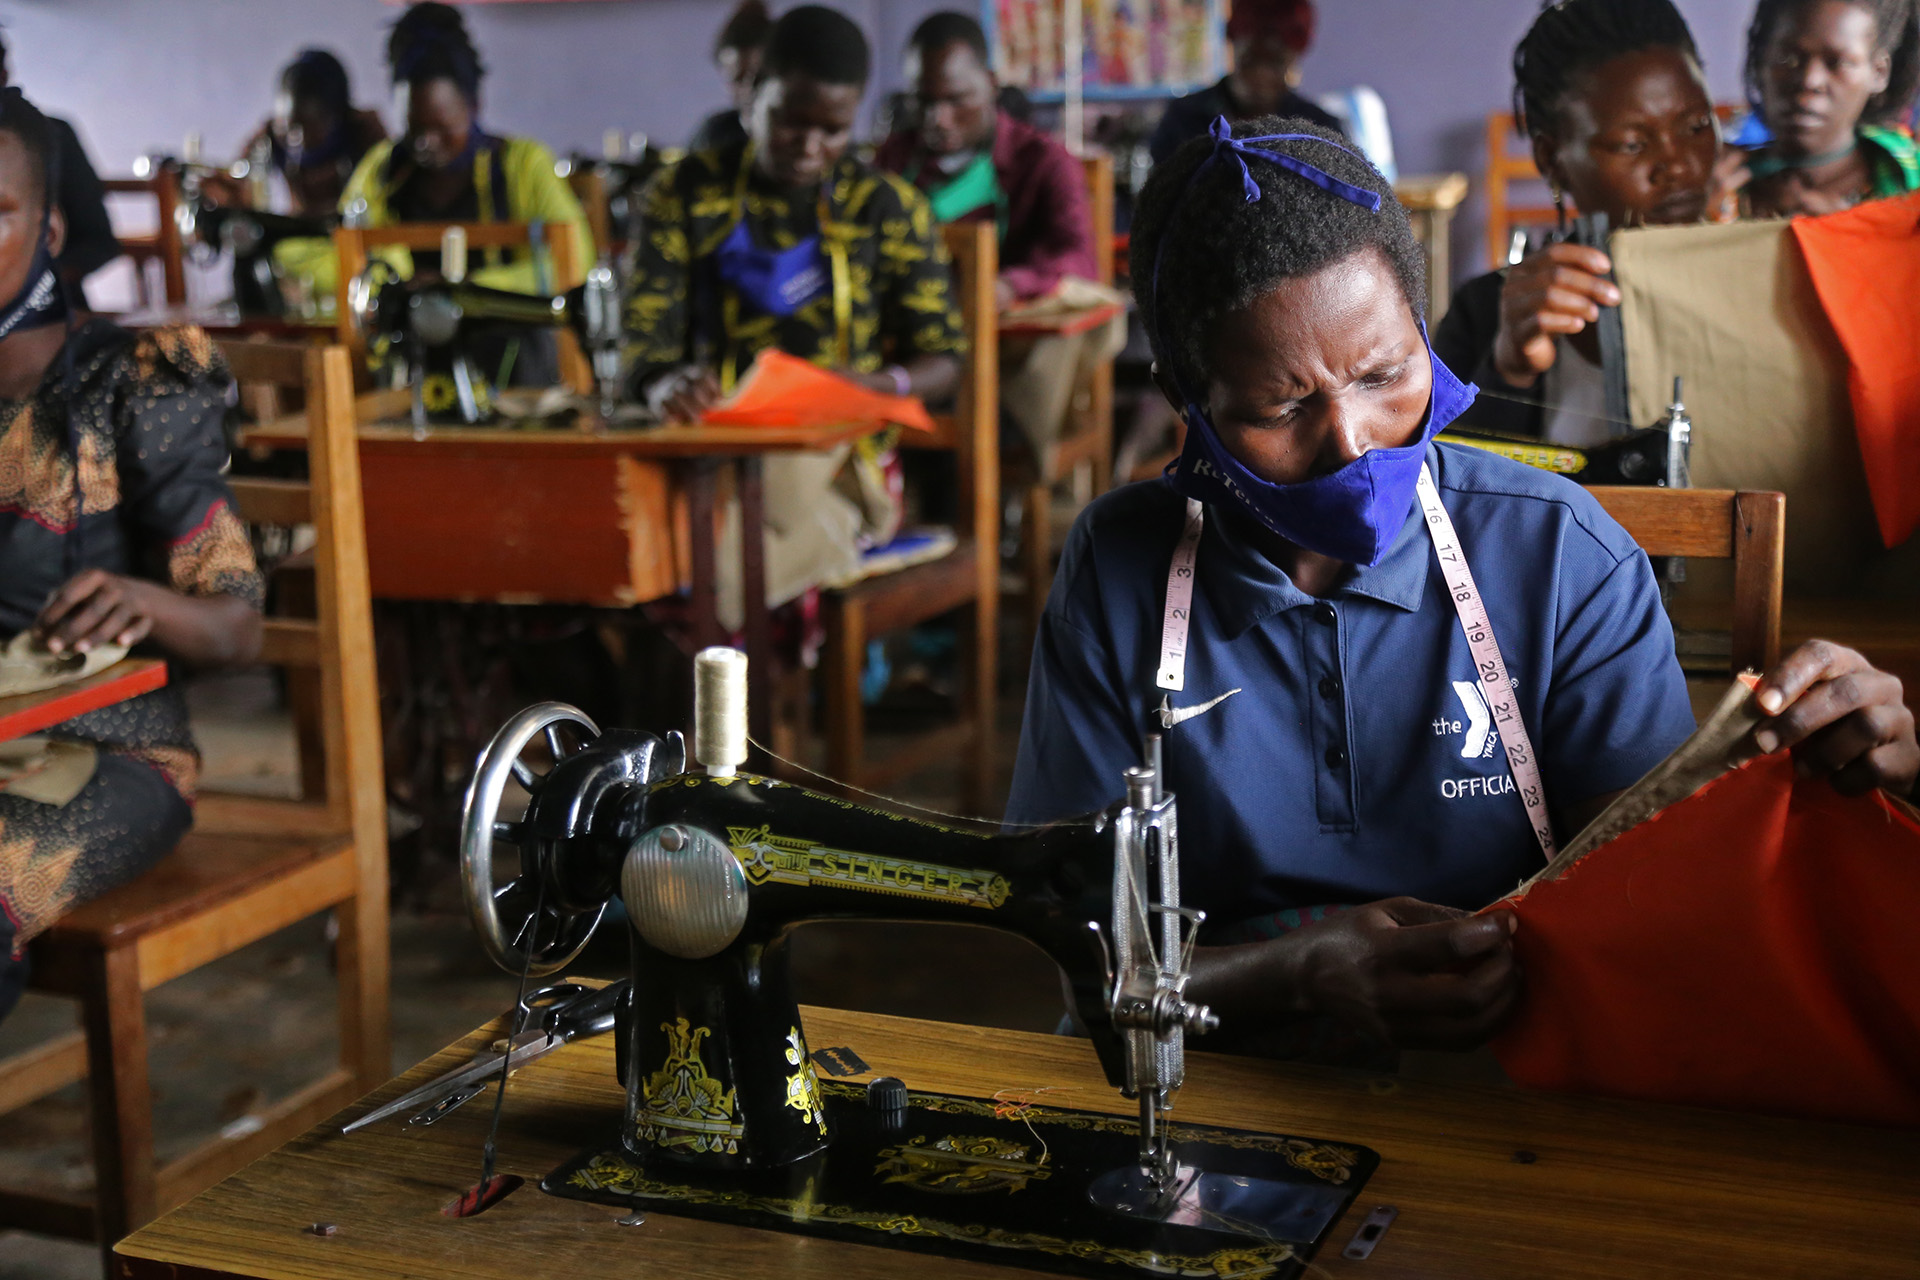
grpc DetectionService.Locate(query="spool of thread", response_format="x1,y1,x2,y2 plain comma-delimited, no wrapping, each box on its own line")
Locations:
694,646,748,777
442,225,468,284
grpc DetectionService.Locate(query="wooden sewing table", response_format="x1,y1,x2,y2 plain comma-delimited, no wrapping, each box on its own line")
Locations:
243,395,872,744
0,659,167,744
113,1001,1920,1279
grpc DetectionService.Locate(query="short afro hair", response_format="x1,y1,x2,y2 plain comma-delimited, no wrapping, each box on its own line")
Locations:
909,11,991,64
1130,115,1424,400
763,5,871,89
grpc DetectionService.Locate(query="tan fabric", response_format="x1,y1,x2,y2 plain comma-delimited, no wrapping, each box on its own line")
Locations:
713,447,869,633
1612,219,1913,596
999,277,1127,466
0,738,99,807
0,632,127,698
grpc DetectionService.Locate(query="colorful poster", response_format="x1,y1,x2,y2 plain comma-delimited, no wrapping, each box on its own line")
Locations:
990,0,1223,99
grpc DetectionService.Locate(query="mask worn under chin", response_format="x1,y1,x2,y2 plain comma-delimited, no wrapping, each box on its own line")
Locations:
1163,331,1478,566
0,227,69,344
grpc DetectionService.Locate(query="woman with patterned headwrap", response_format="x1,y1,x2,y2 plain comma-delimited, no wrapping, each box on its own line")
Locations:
0,92,263,1024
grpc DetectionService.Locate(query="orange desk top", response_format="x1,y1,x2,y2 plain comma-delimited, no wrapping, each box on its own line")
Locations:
0,657,167,743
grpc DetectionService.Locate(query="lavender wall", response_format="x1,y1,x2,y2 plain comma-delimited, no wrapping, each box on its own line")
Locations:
1,0,1759,290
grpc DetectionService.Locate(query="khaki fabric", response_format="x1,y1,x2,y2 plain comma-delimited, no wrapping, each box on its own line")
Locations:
713,446,870,633
999,277,1128,466
0,632,127,699
1612,219,1910,596
0,738,99,807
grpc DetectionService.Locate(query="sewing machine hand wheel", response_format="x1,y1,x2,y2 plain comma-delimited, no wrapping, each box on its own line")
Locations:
460,702,605,977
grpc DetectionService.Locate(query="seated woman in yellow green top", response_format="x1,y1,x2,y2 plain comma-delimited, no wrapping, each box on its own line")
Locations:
340,3,593,299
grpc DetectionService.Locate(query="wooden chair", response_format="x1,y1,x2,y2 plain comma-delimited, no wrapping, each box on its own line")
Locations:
1588,486,1785,673
0,341,389,1260
103,171,188,308
820,221,1000,812
1016,151,1118,654
332,220,593,393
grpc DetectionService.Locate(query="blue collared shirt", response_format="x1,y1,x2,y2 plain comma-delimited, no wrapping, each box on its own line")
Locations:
1005,442,1696,922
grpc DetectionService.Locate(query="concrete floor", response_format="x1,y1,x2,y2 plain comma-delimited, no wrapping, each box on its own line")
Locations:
0,664,1064,1278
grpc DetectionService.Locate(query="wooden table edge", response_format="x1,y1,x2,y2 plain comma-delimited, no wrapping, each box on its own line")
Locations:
0,657,167,742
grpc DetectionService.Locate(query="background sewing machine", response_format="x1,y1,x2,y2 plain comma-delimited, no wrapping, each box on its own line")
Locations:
445,647,1379,1279
346,225,625,428
177,198,335,318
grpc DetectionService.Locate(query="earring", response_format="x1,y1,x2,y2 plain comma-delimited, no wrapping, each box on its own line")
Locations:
1551,182,1568,235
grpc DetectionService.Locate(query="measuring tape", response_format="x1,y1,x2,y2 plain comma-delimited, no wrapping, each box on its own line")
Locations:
1155,498,1206,692
1154,466,1557,861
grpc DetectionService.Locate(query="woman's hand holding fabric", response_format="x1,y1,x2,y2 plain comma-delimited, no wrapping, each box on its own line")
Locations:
35,569,157,654
1492,243,1619,390
1740,640,1920,797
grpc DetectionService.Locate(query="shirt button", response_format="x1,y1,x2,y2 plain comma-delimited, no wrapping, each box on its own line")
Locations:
1325,745,1348,769
1318,675,1341,700
1311,602,1337,627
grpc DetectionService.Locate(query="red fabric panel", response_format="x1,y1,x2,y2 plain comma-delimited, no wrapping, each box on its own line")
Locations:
1490,754,1920,1126
1792,192,1920,548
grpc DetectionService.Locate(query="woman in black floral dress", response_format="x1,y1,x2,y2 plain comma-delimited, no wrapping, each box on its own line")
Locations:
0,91,262,1022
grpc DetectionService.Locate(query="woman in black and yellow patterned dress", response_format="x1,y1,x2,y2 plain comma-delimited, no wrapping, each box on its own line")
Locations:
624,5,965,627
0,92,262,1022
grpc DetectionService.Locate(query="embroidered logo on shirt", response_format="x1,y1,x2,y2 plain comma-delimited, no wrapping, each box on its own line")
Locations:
1450,680,1499,759
1157,688,1241,729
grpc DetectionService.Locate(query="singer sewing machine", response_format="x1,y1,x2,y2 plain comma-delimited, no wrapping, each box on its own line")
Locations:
345,227,626,427
451,648,1378,1278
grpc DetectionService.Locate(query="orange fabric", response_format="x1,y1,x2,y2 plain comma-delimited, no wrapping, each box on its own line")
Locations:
698,349,935,433
1791,192,1920,548
1490,754,1920,1126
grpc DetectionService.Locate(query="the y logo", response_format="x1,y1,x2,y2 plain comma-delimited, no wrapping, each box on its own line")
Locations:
1450,681,1498,760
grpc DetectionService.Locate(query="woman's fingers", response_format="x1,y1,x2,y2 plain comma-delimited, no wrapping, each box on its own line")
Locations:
34,569,111,642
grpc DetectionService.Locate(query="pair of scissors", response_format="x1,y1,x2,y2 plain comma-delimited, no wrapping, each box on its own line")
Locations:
342,980,625,1134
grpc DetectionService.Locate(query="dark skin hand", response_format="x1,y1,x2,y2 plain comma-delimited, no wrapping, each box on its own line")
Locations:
1161,247,1920,1051
1746,0,1890,217
0,132,260,670
646,69,963,419
1499,48,1722,388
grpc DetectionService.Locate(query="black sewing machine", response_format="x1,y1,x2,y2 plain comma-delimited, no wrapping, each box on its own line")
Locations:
345,228,626,428
454,648,1379,1278
178,199,336,318
561,130,667,267
1442,377,1693,489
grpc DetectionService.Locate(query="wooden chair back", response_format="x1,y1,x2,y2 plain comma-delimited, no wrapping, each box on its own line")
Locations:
820,221,1000,811
332,220,591,393
219,342,387,840
103,171,187,307
1081,152,1116,287
1588,486,1785,673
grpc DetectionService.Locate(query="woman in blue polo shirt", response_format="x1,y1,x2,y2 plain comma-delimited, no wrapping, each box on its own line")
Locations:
1007,116,1920,1059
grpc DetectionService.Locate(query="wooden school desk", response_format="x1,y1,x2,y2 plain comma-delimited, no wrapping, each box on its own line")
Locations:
115,1001,1920,1279
244,403,873,746
0,659,167,744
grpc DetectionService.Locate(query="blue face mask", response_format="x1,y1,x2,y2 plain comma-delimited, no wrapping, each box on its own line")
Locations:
1166,333,1476,565
713,216,830,317
0,214,67,344
1152,117,1480,566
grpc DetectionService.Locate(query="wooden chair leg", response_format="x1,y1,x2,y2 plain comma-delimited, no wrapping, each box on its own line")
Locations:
79,944,155,1256
1023,482,1050,663
333,892,391,1092
823,595,866,786
1090,362,1114,496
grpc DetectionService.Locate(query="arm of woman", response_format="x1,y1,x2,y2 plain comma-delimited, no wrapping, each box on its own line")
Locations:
37,327,265,671
864,177,965,404
624,158,705,415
